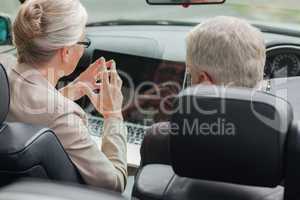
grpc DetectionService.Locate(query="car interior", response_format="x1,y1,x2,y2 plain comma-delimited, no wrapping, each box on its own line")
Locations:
1,0,300,199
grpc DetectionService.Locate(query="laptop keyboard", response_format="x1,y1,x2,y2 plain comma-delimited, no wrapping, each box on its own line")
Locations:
87,115,147,145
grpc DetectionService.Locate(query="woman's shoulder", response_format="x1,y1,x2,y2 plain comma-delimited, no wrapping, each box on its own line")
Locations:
8,65,86,125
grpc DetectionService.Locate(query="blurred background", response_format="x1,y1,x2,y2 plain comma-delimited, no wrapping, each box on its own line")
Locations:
0,0,300,29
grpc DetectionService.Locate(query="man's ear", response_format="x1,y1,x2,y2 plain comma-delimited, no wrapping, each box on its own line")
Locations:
197,71,214,85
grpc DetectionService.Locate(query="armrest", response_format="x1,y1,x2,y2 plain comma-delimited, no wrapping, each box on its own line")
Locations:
133,164,175,200
0,122,83,186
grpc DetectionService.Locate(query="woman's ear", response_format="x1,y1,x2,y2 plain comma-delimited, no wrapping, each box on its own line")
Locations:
60,47,70,64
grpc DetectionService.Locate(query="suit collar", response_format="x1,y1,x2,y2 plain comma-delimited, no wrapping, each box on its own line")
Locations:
11,62,51,87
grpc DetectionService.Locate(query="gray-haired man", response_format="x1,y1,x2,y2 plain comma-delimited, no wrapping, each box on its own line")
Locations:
141,16,266,166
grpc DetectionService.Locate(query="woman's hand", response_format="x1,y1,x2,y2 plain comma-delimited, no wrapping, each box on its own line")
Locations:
76,58,113,85
59,58,113,101
80,58,124,119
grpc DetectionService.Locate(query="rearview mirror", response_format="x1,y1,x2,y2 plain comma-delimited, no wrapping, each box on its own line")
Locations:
0,15,12,45
147,0,225,5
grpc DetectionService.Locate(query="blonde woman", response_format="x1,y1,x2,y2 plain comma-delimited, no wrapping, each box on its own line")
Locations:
7,0,127,192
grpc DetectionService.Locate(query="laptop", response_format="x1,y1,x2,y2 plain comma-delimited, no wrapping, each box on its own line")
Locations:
87,49,185,167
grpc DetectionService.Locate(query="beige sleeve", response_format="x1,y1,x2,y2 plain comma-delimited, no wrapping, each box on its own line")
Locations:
50,113,127,192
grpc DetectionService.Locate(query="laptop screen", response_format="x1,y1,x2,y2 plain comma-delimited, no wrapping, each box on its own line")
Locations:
92,49,185,126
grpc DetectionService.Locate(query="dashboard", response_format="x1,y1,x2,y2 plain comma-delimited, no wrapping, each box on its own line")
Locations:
265,45,300,79
79,25,300,80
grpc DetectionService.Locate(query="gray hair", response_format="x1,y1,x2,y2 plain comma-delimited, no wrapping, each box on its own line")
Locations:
186,16,266,88
13,0,88,65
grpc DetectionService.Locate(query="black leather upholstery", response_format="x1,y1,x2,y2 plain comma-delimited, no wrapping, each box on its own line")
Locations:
0,123,83,186
0,64,10,125
0,179,123,200
170,85,293,187
134,164,284,200
134,85,295,200
284,121,300,200
0,64,83,186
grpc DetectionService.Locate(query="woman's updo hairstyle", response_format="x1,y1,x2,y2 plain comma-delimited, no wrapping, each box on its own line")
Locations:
13,0,88,65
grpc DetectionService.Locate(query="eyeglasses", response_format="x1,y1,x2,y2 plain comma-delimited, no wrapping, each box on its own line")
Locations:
77,38,91,48
183,69,192,89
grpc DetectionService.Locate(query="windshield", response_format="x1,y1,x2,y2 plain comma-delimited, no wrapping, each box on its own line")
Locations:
84,0,300,29
1,0,300,29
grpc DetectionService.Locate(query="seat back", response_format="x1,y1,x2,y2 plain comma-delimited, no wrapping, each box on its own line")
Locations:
133,85,300,200
284,121,300,200
268,77,300,199
0,63,83,186
170,85,293,187
0,63,9,127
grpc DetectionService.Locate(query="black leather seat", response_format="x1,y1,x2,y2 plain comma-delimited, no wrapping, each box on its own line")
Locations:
284,121,300,199
0,63,83,186
133,85,297,200
134,164,284,200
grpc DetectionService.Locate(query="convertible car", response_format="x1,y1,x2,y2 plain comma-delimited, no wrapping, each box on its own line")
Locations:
0,0,300,199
